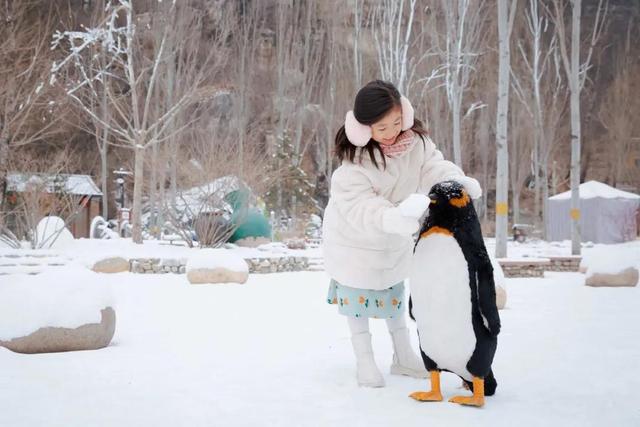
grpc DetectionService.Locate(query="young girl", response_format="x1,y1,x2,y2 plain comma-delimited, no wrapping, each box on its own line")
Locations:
323,80,481,387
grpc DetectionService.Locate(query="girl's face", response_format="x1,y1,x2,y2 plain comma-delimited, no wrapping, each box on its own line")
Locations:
371,105,403,146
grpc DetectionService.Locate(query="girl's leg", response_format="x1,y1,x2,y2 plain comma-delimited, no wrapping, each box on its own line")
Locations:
386,316,428,378
347,316,385,387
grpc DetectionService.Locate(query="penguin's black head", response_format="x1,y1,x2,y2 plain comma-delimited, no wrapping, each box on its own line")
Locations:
428,180,471,212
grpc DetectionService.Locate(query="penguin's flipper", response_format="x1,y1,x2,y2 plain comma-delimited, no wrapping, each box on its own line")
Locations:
410,370,443,402
449,377,485,407
408,295,415,321
477,264,501,336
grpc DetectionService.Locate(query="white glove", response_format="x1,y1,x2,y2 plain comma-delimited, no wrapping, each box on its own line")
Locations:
451,175,482,199
382,207,420,236
397,193,431,219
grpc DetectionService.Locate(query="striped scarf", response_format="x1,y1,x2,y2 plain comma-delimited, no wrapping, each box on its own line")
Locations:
380,130,417,158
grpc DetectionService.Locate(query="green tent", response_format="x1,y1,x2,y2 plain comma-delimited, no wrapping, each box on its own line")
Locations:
225,189,271,242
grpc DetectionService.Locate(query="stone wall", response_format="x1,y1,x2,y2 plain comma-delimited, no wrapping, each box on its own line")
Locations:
545,256,582,272
129,256,309,274
497,259,550,278
130,258,186,274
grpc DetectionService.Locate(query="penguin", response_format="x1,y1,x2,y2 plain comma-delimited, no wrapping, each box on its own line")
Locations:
408,180,500,407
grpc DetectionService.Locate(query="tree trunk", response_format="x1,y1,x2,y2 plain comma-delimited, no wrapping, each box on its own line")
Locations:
170,142,177,213
495,0,512,258
569,0,582,255
541,157,550,240
533,130,541,227
452,93,462,167
100,87,109,219
131,144,145,244
0,132,9,217
149,141,158,238
512,187,520,225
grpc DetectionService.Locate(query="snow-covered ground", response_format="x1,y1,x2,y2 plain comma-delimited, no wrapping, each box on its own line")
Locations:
1,239,639,426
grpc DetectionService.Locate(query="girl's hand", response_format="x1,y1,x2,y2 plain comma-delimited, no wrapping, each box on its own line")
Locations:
397,193,431,219
382,207,420,236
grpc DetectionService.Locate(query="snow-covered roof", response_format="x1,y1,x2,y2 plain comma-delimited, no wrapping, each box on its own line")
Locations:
174,175,247,213
7,173,102,196
549,180,640,201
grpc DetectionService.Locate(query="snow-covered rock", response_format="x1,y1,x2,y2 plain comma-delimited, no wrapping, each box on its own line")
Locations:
186,248,249,284
0,268,116,353
583,244,639,287
235,236,271,248
92,257,129,273
0,307,115,354
35,216,74,249
586,267,639,288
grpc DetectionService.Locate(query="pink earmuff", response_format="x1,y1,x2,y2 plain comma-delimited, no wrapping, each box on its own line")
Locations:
344,111,372,147
400,96,414,131
344,96,415,147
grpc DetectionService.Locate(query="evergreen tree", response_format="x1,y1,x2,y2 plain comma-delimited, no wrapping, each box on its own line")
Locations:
264,132,318,222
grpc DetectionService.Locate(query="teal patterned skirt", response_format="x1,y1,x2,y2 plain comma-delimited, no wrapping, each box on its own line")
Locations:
326,279,406,319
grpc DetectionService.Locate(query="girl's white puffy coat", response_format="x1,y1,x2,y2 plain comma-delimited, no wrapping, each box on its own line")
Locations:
322,135,465,290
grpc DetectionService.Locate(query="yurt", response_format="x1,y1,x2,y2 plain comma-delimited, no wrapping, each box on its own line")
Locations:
546,181,640,243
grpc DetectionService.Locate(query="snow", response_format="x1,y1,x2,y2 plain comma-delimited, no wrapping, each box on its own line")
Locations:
549,180,640,200
36,216,75,249
0,267,115,341
6,172,102,196
257,242,289,253
582,241,640,277
0,239,638,425
174,175,246,213
185,248,248,273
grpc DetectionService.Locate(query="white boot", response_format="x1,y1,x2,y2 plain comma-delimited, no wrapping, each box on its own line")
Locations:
389,327,428,379
351,332,385,387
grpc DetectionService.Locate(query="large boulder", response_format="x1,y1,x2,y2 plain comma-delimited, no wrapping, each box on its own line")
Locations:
92,257,129,273
0,307,115,354
186,248,249,284
0,269,116,354
585,267,639,287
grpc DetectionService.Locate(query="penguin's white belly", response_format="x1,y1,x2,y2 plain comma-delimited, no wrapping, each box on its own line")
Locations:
410,233,475,381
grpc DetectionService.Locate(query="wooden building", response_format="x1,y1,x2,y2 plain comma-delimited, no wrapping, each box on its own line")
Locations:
5,173,103,239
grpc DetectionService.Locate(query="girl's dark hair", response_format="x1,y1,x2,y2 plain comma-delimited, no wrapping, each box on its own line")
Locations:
335,80,428,169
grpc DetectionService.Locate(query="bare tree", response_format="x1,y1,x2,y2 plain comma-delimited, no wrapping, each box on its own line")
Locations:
512,0,569,237
372,0,418,94
495,0,517,257
598,15,639,189
552,0,608,254
50,1,223,243
162,119,278,248
507,103,534,225
439,0,489,167
0,1,68,217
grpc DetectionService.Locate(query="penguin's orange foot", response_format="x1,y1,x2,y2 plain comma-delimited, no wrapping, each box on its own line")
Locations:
449,376,485,407
410,390,443,402
448,394,484,407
